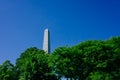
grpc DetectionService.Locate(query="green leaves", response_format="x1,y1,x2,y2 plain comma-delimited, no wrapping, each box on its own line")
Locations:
0,36,120,80
49,46,84,79
87,71,113,80
49,37,120,79
16,47,57,80
0,60,17,80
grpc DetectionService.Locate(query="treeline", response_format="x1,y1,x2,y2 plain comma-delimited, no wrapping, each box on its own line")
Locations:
0,37,120,80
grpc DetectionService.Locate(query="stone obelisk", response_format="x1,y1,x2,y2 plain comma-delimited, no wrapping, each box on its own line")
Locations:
43,28,50,53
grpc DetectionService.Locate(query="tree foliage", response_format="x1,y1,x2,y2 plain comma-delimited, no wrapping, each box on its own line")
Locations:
49,46,83,79
49,37,120,80
0,36,120,80
16,47,57,80
0,60,17,80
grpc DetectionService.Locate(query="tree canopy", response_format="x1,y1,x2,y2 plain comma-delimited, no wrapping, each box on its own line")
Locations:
16,47,57,80
0,36,120,80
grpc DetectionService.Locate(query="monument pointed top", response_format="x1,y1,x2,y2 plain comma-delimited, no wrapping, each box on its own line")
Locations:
45,28,49,31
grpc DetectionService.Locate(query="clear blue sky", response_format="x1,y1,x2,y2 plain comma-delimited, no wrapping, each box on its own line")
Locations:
0,0,120,64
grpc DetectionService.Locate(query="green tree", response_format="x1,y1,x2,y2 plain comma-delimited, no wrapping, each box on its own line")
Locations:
74,40,106,79
16,47,57,80
105,37,120,79
0,60,17,80
49,47,83,79
75,37,120,80
86,71,113,80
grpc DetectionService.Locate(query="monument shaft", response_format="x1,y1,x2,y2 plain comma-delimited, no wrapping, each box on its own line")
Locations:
43,29,50,53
